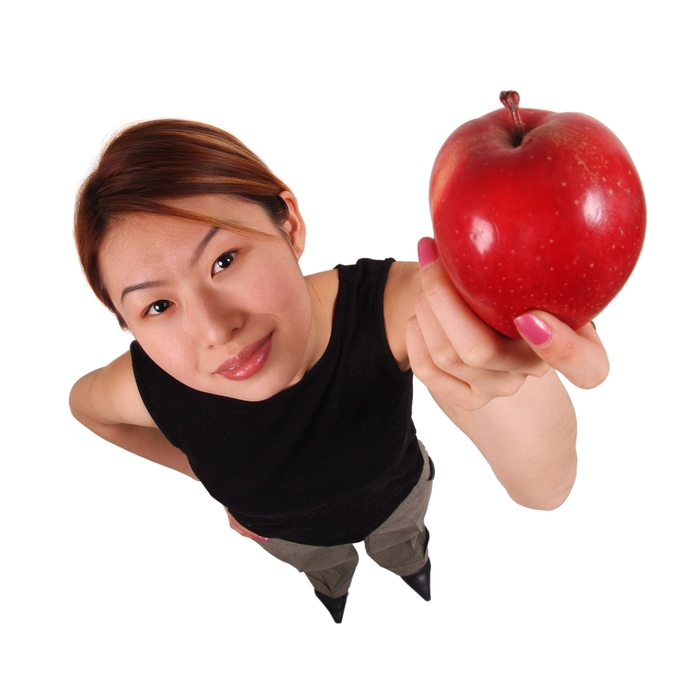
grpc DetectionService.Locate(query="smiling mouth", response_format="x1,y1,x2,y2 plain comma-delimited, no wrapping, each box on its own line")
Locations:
215,334,272,381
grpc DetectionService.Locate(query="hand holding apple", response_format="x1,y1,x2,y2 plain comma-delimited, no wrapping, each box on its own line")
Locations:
429,91,646,338
410,238,609,405
407,238,607,512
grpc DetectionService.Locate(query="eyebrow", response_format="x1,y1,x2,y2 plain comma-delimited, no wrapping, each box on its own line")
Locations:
120,280,167,303
119,226,221,303
190,226,221,267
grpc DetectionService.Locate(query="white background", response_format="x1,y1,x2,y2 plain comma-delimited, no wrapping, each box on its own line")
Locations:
2,2,697,698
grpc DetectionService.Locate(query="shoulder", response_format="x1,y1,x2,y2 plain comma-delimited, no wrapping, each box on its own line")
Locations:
70,351,156,428
305,268,339,300
384,261,421,371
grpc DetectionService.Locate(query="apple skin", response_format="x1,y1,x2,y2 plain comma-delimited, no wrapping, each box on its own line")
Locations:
429,95,646,338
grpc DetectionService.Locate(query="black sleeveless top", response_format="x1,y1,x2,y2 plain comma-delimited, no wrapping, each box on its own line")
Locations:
130,258,423,546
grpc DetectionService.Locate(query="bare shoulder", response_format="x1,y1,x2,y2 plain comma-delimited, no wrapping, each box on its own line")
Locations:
305,268,339,302
384,261,421,370
70,351,156,428
305,267,340,338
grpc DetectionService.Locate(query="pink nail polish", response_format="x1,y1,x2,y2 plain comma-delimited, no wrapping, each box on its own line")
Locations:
514,313,552,346
418,237,438,269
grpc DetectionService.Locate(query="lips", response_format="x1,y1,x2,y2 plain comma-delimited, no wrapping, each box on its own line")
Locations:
215,334,272,381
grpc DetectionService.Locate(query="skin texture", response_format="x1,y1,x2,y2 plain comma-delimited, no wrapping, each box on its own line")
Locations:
70,193,610,538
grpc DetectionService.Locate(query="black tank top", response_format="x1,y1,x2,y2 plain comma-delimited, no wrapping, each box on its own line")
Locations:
130,258,423,546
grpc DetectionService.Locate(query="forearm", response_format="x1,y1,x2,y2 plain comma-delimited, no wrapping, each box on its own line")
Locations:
76,416,196,479
401,244,607,509
435,368,577,509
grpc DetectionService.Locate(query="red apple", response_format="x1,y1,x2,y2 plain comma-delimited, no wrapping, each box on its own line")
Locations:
429,91,646,338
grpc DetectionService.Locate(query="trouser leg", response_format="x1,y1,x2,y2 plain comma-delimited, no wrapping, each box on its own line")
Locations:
364,443,434,578
254,442,433,595
256,537,359,599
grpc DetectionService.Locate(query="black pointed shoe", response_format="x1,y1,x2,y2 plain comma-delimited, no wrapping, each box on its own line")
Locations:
314,589,348,623
401,558,431,601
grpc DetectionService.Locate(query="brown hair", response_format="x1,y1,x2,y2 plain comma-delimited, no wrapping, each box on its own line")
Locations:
75,119,291,328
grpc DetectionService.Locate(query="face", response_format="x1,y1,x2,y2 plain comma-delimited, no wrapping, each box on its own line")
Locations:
100,194,316,402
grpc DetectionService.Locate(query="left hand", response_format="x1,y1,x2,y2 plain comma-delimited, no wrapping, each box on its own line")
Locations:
406,238,609,410
224,506,267,541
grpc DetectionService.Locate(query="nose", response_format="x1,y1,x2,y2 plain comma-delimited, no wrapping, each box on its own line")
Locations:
187,292,242,347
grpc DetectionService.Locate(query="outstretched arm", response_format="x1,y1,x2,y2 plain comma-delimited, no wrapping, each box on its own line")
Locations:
386,240,609,510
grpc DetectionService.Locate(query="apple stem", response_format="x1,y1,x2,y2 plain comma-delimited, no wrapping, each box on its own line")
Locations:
499,90,526,146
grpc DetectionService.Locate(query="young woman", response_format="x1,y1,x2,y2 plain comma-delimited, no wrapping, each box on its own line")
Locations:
70,119,608,623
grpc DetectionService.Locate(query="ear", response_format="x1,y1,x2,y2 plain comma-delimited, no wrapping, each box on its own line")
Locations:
279,191,306,258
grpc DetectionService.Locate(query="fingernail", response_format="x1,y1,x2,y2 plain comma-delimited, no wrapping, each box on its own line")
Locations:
514,313,552,346
257,536,268,542
418,237,438,270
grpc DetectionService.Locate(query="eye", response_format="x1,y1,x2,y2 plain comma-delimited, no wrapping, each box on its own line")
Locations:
145,300,172,316
212,251,236,275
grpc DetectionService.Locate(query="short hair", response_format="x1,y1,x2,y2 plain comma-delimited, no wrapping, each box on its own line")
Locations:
75,119,291,327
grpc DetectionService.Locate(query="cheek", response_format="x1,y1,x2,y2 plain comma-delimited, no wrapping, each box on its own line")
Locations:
243,252,309,319
140,333,196,381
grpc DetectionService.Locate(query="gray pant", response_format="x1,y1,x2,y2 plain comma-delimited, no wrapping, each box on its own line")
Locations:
256,443,434,598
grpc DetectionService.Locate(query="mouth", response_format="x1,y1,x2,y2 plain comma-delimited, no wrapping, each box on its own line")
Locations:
215,334,272,381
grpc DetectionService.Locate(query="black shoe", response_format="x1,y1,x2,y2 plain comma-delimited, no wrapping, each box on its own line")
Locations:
401,558,431,601
314,589,348,623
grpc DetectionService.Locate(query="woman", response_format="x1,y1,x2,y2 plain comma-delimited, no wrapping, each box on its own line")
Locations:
70,119,607,622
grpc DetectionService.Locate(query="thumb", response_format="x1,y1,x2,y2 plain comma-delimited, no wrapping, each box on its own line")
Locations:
514,312,609,389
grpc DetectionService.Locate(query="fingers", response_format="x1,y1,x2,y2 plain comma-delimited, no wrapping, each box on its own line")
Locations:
513,312,609,389
406,314,526,410
417,238,545,375
416,237,609,392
